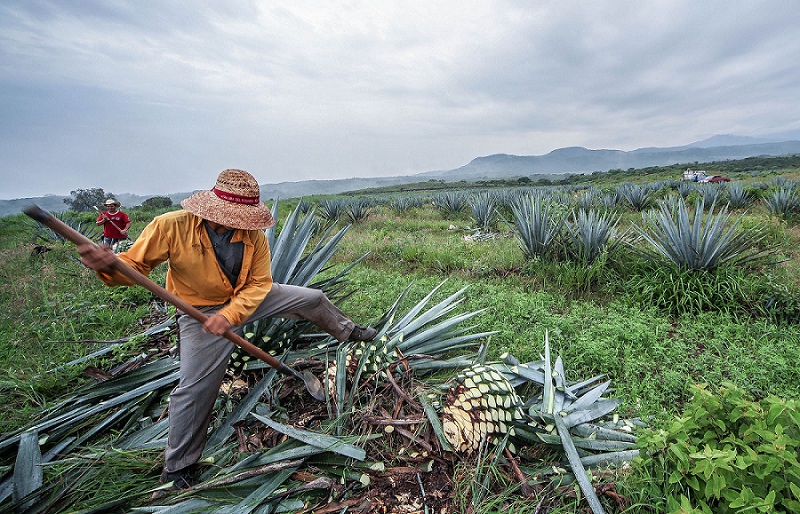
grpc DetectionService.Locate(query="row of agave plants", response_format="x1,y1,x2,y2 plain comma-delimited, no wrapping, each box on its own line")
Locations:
313,182,778,274
3,202,641,513
312,176,800,222
308,177,800,243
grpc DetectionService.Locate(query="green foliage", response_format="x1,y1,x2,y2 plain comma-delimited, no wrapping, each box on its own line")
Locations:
633,382,800,513
63,187,111,212
140,195,173,209
623,263,752,317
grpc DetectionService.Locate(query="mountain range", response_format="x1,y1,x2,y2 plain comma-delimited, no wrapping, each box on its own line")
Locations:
3,135,800,218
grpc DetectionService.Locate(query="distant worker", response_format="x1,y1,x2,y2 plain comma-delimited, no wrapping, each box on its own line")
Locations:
96,198,131,246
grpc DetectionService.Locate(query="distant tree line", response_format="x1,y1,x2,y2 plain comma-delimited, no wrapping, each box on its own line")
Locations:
63,189,173,212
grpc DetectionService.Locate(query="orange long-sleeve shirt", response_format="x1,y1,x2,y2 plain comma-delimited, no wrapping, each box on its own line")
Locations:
98,210,273,326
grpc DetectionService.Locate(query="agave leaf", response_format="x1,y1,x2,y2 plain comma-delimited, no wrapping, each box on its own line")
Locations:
332,343,350,429
554,416,606,514
537,432,636,452
561,399,620,428
542,332,554,415
252,414,366,461
563,380,611,413
507,362,546,385
419,394,453,452
394,308,483,351
393,287,468,336
144,497,216,512
579,450,640,469
12,429,42,508
565,375,607,396
570,424,637,443
390,281,448,330
116,418,169,450
552,356,568,409
250,439,334,466
206,366,279,450
218,467,298,514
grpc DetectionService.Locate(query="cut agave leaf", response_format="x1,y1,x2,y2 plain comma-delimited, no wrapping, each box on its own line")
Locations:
252,414,366,461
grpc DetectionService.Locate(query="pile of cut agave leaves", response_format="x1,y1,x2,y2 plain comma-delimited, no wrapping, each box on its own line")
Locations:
3,204,641,514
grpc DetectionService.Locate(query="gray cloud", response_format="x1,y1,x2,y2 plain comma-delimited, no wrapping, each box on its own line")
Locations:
1,1,799,199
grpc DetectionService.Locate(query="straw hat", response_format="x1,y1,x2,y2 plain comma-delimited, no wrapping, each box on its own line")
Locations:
104,198,120,206
181,169,275,230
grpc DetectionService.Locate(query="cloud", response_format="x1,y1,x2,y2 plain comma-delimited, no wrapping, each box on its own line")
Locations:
1,1,800,199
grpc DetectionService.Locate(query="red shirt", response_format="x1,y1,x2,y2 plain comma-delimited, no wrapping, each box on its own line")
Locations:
97,210,131,239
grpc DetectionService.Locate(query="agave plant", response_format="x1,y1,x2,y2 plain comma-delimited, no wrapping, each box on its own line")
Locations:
389,195,422,213
469,191,497,232
345,198,373,223
633,196,773,272
317,198,347,222
677,180,697,198
32,211,102,246
726,182,753,209
564,208,622,264
509,193,565,260
764,187,800,219
599,191,620,209
616,182,653,211
696,183,728,206
575,188,599,210
433,191,468,215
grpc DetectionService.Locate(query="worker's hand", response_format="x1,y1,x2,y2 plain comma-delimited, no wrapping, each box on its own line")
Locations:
203,313,231,336
120,229,128,236
77,243,117,273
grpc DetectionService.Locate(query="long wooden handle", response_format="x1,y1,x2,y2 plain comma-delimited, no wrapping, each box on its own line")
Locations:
24,205,301,380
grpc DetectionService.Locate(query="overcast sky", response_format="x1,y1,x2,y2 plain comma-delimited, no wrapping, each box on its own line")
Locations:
1,1,799,200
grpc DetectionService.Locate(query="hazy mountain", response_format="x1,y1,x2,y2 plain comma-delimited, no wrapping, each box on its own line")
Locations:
4,136,800,218
413,139,800,181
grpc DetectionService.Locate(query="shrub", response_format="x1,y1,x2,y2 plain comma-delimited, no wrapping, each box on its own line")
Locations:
622,264,751,317
633,382,800,513
140,196,173,209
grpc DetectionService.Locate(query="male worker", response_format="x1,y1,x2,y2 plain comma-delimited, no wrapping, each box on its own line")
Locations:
77,169,376,491
95,198,131,246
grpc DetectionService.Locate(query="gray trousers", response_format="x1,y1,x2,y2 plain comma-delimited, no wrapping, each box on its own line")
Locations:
164,283,356,472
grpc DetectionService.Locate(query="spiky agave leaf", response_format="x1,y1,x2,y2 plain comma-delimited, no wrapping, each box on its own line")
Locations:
337,282,496,375
441,364,523,454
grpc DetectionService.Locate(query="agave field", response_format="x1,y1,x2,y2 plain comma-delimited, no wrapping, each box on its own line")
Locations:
2,158,800,513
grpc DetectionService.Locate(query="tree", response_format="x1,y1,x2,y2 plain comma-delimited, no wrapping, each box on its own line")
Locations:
63,188,110,212
141,196,173,209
